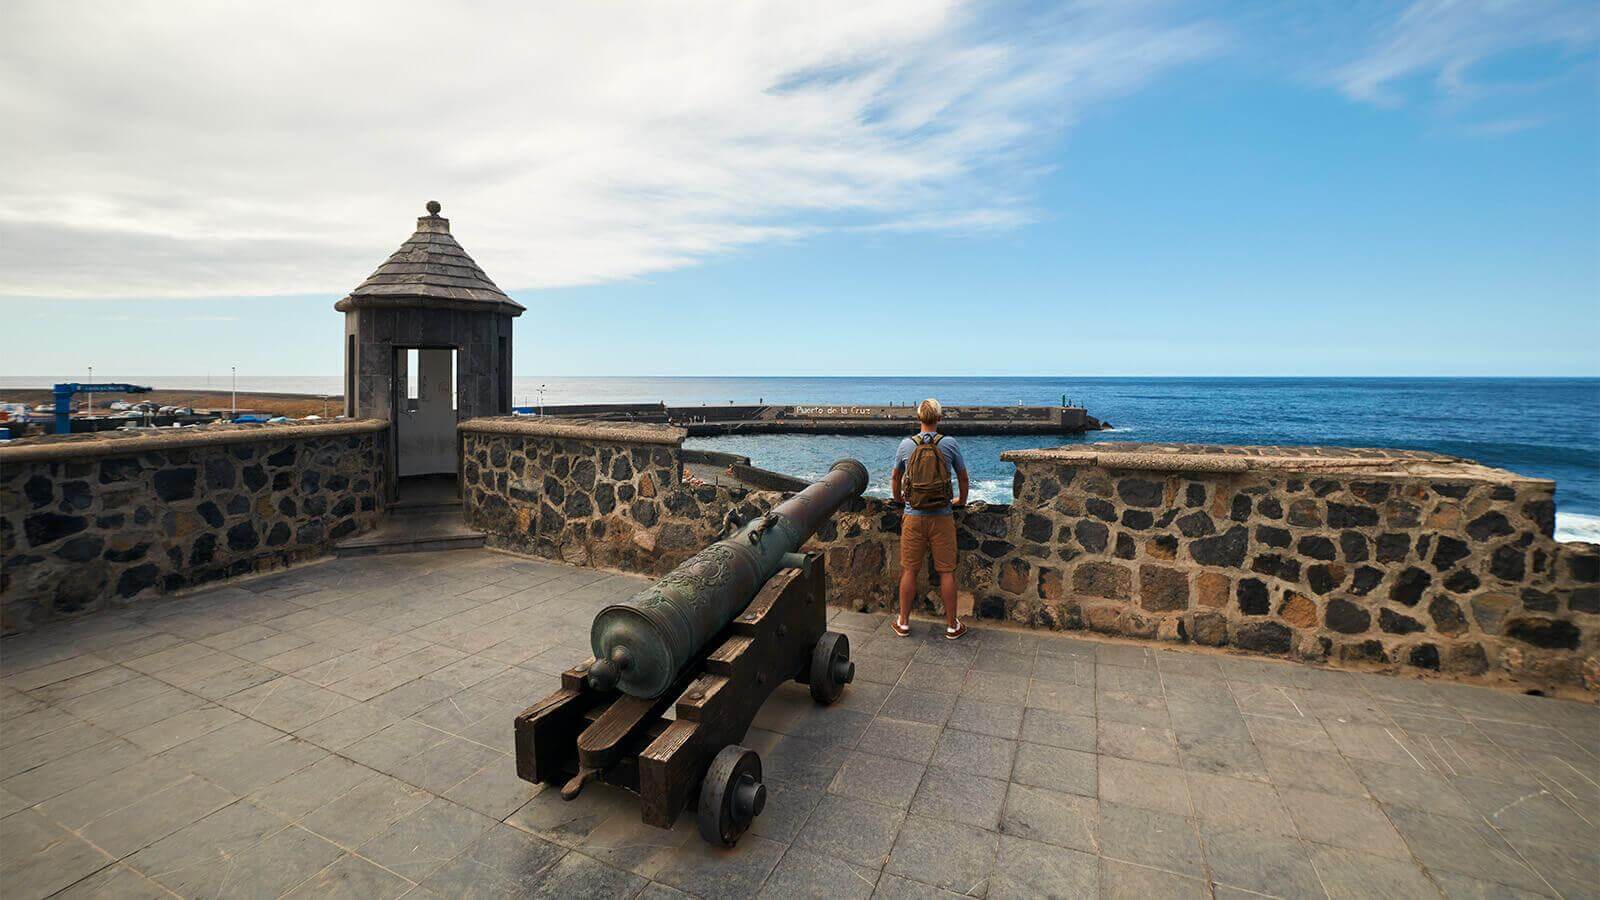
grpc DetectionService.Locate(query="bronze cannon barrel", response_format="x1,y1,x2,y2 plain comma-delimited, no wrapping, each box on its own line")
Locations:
587,458,869,698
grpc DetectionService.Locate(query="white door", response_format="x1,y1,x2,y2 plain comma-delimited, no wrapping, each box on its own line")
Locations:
397,348,456,477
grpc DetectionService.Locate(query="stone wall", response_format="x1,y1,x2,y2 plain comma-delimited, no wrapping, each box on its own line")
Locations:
459,422,1599,691
988,445,1598,690
1,420,387,632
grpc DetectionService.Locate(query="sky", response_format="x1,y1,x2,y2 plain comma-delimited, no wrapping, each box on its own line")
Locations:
1,0,1596,378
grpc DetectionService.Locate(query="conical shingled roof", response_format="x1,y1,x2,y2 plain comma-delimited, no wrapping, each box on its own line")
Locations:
335,201,524,316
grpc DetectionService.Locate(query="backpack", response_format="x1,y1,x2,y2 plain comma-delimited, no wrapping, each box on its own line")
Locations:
903,434,952,510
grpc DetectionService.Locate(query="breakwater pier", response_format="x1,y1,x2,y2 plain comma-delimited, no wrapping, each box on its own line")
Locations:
515,401,1110,436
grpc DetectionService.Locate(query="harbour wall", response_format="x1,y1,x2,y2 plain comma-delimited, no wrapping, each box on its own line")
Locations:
0,420,388,632
459,419,1600,692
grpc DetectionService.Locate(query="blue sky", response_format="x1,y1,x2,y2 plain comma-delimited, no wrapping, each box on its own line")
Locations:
2,1,1595,377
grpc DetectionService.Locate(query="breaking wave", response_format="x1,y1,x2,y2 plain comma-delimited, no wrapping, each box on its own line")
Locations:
1556,512,1600,544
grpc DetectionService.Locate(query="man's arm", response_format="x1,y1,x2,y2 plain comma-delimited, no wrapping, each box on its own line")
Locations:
950,441,969,507
892,440,906,505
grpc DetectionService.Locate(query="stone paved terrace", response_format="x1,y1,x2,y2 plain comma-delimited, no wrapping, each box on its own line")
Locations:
1,550,1596,899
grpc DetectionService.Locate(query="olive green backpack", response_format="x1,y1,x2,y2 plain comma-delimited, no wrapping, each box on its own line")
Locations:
903,434,952,510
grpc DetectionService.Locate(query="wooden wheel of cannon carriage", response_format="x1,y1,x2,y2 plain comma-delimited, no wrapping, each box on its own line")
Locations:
697,745,766,845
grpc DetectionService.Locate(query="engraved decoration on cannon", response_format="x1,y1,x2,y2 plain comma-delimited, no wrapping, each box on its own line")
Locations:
512,459,868,845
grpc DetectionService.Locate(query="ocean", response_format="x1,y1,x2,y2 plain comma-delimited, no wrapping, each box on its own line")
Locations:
5,375,1596,541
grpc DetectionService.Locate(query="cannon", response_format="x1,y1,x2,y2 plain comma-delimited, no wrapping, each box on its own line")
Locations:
513,459,868,846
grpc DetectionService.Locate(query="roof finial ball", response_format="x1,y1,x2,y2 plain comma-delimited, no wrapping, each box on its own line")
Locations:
425,200,442,216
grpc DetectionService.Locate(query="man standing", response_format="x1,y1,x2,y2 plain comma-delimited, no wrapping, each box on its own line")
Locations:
892,398,970,639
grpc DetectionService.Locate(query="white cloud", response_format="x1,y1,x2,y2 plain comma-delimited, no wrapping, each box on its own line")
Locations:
0,0,1219,299
1334,0,1598,107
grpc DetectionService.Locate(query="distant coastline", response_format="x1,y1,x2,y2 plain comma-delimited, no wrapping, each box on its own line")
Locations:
4,376,1596,538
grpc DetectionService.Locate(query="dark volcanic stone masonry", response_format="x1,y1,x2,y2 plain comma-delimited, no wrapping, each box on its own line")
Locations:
462,424,1600,692
1,421,386,631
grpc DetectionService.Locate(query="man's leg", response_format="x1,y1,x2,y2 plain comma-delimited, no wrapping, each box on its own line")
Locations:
938,572,958,629
898,568,917,627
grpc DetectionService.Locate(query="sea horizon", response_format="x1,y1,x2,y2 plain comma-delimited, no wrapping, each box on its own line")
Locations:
7,374,1596,543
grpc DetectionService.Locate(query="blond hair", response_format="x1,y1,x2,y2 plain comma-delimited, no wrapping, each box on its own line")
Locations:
916,398,942,425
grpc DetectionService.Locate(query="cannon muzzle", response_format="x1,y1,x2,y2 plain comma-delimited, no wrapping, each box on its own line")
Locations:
588,458,868,697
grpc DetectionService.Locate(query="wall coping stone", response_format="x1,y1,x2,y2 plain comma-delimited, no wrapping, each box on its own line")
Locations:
0,418,389,463
458,416,686,446
1000,442,1546,484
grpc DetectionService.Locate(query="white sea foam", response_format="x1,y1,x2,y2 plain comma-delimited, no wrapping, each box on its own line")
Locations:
1556,512,1600,544
967,478,1014,505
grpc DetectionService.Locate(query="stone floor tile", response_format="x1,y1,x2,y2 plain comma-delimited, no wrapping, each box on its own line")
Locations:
1347,757,1474,818
835,679,894,716
358,797,496,883
1166,698,1251,743
1177,734,1268,782
1033,653,1096,687
1096,644,1157,670
947,697,1024,740
1099,663,1162,694
52,862,172,899
1,719,117,781
1245,713,1338,753
442,757,541,821
1099,857,1211,898
1099,756,1190,817
990,834,1098,899
856,717,943,764
749,778,823,843
785,704,874,747
1308,845,1440,900
759,846,877,899
221,675,358,732
909,766,1007,831
0,809,115,900
972,649,1035,677
1098,800,1204,876
1026,678,1095,714
854,654,911,686
533,849,649,898
931,727,1016,780
248,753,376,820
0,787,27,818
185,733,328,795
829,750,926,808
3,738,149,803
1451,775,1597,845
999,783,1098,852
1098,690,1171,728
1499,831,1596,900
25,664,137,705
794,793,906,868
4,654,112,693
1098,718,1179,765
79,774,237,859
1322,722,1437,770
283,852,414,899
884,814,997,895
1281,787,1409,858
123,704,243,754
1187,771,1294,835
1260,744,1370,798
123,800,328,897
1201,824,1325,899
154,716,284,772
644,832,788,900
900,661,967,695
960,670,1030,706
1012,741,1097,797
880,687,957,727
1384,805,1548,893
301,773,432,848
872,871,968,897
341,718,451,772
1020,707,1097,752
0,706,82,752
293,701,401,750
762,733,852,790
35,757,191,831
912,641,978,669
1428,871,1554,899
390,733,503,795
1153,650,1223,680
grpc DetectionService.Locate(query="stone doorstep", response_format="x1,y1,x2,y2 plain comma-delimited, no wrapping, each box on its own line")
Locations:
334,514,486,558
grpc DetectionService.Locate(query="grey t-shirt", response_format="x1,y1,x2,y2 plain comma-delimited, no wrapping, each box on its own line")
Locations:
894,433,967,517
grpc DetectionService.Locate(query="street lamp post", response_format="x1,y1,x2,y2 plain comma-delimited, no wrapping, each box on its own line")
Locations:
86,366,93,416
231,367,237,417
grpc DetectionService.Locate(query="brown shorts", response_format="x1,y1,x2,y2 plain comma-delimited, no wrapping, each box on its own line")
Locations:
901,514,957,574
